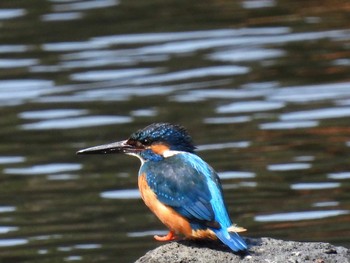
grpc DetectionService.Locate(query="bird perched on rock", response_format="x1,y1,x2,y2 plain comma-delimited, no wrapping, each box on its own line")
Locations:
77,122,247,252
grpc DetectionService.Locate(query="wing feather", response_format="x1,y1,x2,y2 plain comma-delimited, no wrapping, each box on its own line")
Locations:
141,152,223,225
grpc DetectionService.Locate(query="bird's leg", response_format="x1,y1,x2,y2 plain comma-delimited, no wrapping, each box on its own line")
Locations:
154,230,178,241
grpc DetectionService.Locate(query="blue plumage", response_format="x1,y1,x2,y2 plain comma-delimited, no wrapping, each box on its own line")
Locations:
129,123,196,153
140,151,247,252
140,153,215,223
77,122,247,252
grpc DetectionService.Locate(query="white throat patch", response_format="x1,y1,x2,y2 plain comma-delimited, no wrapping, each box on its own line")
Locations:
162,150,182,158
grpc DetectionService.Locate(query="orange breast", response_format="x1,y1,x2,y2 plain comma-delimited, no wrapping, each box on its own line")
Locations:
138,173,193,237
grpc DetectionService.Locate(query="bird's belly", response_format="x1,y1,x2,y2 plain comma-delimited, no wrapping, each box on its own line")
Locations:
138,173,193,237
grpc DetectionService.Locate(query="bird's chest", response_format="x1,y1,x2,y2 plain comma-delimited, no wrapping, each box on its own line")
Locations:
137,172,193,236
138,172,155,207
137,173,172,225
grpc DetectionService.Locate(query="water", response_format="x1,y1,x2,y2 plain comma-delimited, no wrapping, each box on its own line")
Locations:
0,1,349,262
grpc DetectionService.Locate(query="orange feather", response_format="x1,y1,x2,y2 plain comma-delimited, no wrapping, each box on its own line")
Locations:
150,143,170,155
138,173,193,237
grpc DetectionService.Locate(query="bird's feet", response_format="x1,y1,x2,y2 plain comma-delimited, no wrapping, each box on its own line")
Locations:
154,231,178,241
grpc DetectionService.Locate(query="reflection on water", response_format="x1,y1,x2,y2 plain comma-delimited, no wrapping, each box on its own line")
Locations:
4,163,82,175
0,239,28,247
197,141,251,151
259,120,319,130
0,227,18,234
255,210,349,222
216,100,285,113
51,0,119,12
281,107,350,121
269,82,350,102
0,9,26,20
290,182,341,190
267,163,312,171
21,115,133,130
328,172,350,180
0,156,26,164
218,171,256,179
242,0,276,9
0,206,16,213
19,109,89,119
313,201,339,207
47,174,79,181
0,0,350,262
127,230,168,238
100,189,140,199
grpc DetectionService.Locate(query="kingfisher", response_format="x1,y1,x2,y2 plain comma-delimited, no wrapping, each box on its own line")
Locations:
77,123,247,252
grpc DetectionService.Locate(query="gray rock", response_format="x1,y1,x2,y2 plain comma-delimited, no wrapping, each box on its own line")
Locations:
136,237,350,263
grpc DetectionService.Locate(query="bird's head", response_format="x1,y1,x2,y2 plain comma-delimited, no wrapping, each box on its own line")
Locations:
77,123,196,161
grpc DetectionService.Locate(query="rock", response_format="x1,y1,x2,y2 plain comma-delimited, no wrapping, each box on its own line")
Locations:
135,237,350,263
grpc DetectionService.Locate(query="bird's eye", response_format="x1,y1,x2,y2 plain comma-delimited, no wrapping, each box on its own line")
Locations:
142,138,150,145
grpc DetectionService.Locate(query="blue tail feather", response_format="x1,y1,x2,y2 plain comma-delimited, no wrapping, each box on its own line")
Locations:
213,229,247,252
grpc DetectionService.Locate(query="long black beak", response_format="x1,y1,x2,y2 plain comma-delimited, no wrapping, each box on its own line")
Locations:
76,140,135,155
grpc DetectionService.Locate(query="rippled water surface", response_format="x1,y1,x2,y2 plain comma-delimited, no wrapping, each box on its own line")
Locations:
0,1,350,262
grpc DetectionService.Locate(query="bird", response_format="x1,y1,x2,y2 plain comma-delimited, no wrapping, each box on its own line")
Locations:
77,122,248,252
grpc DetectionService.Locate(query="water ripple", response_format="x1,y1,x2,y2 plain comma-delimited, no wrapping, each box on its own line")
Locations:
91,27,290,47
269,82,350,103
131,108,158,117
280,107,350,121
64,255,82,261
100,189,140,199
127,230,168,238
268,163,312,171
74,244,101,250
21,115,132,130
0,79,55,106
312,201,339,207
47,174,80,181
208,48,284,62
71,68,157,82
4,163,82,175
260,121,318,130
0,58,38,68
0,206,16,213
173,88,271,102
293,156,315,162
19,109,88,119
255,210,349,222
0,226,18,234
219,171,255,179
0,45,28,53
242,0,276,9
131,65,249,85
197,141,250,151
0,239,28,247
0,9,26,20
217,101,285,113
291,182,341,190
139,29,349,54
204,116,251,124
0,156,26,164
52,0,119,12
41,12,83,22
328,172,350,180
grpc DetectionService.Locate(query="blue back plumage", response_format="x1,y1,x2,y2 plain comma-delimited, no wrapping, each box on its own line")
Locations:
141,153,215,223
140,152,247,252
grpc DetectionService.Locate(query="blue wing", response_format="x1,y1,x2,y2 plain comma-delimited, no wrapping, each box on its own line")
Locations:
140,152,248,252
140,152,226,227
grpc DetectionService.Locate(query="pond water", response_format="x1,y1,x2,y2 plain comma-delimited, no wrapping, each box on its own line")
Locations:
0,1,350,262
